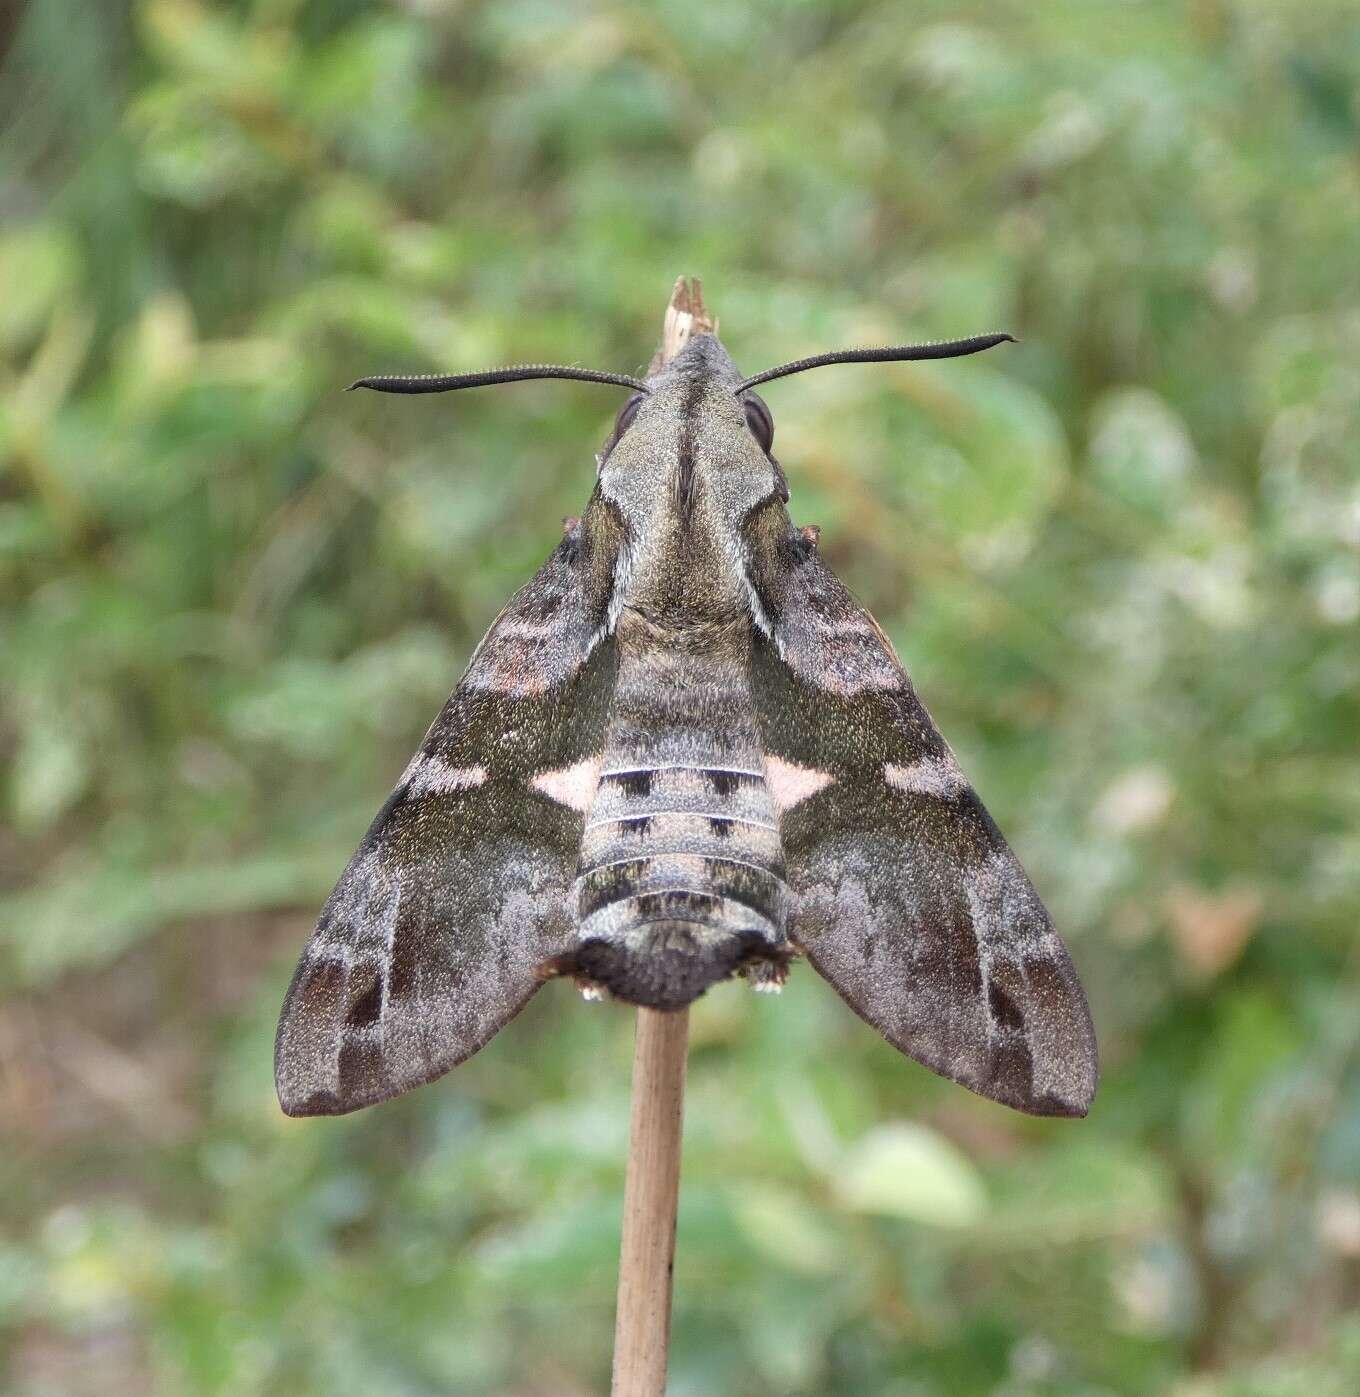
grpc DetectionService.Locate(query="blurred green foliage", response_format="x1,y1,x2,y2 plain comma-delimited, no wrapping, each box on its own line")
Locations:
2,1,1359,1393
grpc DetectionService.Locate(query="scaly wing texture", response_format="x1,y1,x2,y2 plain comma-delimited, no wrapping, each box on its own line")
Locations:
276,521,618,1115
745,517,1097,1116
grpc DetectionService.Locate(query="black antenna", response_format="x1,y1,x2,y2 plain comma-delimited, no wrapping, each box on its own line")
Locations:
736,333,1015,394
349,365,650,395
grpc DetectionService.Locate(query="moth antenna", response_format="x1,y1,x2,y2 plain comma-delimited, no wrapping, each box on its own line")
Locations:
349,364,649,395
736,333,1016,394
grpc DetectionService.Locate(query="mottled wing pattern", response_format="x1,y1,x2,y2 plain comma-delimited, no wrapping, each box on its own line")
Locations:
744,515,1097,1116
275,522,618,1116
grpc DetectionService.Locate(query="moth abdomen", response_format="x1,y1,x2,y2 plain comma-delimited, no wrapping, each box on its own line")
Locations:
587,764,774,828
569,818,789,1008
523,606,798,1009
544,922,790,1012
578,853,785,920
584,807,782,868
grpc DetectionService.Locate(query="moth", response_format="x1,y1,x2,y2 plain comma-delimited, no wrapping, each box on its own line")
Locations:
276,283,1098,1120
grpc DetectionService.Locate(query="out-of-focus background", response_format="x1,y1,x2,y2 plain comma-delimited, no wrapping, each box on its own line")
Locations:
2,2,1358,1393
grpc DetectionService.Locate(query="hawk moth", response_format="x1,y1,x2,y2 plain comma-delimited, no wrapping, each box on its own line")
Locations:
275,293,1098,1120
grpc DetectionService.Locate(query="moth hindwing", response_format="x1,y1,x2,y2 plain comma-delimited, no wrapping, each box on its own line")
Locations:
277,308,1096,1118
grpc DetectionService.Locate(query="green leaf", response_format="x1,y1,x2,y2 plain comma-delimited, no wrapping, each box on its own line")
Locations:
0,223,80,350
835,1123,987,1227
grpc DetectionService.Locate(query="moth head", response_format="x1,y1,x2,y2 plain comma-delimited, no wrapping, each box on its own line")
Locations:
584,330,795,525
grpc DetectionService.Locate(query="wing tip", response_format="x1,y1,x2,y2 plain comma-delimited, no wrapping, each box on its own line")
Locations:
274,1066,426,1118
1012,1077,1097,1119
803,946,1100,1118
986,1005,1100,1119
273,1055,367,1117
947,1052,1099,1119
274,979,550,1117
277,1086,345,1118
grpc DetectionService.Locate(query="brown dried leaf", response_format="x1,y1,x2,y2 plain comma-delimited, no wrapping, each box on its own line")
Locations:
1164,884,1263,979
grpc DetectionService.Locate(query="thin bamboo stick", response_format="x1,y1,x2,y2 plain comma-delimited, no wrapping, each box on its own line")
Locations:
610,1006,690,1397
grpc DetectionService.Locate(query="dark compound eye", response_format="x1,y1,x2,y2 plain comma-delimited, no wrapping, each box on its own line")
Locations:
740,393,788,501
615,393,645,437
742,394,774,454
600,393,645,462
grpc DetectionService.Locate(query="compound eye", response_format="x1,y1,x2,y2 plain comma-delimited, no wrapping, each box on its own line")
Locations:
742,394,774,454
600,393,645,462
614,393,644,436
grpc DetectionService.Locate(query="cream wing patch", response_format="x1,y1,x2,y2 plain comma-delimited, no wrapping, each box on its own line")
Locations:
764,755,835,813
884,756,968,800
530,754,604,814
402,755,489,799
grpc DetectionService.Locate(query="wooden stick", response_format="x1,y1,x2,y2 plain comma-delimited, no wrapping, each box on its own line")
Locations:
611,1006,690,1397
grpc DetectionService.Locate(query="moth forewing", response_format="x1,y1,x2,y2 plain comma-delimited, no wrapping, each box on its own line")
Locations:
274,527,619,1116
741,513,1098,1117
